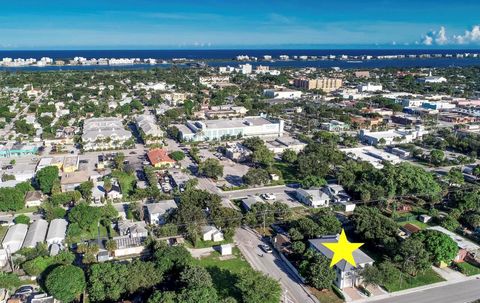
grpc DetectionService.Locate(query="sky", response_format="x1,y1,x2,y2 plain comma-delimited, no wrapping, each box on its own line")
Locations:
1,0,480,49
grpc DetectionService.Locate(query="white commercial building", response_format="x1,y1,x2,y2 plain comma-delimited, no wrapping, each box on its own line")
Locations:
265,136,307,154
341,146,403,169
357,83,383,92
359,125,426,146
176,116,284,142
263,88,302,99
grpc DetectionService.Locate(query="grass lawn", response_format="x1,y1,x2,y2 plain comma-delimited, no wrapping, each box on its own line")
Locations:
383,268,445,292
112,170,136,196
455,262,480,276
186,237,234,249
67,223,110,243
0,226,7,241
193,248,251,301
308,287,344,303
14,206,39,214
274,162,299,184
397,219,430,229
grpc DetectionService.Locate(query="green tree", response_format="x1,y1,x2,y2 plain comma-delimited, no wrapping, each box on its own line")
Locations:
36,166,59,194
45,265,86,303
299,249,336,289
446,167,464,186
352,207,398,248
148,291,178,303
180,265,213,289
0,187,25,211
413,230,458,264
251,145,274,167
301,175,327,189
14,214,30,225
68,203,101,231
430,149,445,166
281,149,297,163
235,269,281,303
198,158,223,180
395,238,431,276
441,215,460,231
103,178,113,193
243,168,270,186
88,262,128,302
114,153,125,171
78,181,94,201
169,151,186,162
360,261,401,287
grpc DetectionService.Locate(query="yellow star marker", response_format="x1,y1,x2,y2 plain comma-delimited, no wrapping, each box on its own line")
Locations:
322,229,364,268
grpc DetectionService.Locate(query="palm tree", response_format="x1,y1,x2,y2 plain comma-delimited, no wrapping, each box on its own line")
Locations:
105,239,117,255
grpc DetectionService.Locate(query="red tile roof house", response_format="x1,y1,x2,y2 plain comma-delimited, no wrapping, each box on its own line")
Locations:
147,148,176,168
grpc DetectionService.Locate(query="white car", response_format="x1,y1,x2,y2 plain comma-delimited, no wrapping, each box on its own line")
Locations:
261,193,276,200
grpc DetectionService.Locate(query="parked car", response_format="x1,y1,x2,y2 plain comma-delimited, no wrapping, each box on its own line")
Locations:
259,244,273,253
15,286,34,296
261,193,276,201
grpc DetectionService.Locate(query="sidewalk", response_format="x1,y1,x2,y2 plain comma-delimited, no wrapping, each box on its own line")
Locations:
354,273,480,303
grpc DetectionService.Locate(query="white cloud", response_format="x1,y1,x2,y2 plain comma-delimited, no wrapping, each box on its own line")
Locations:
421,26,447,45
454,25,480,44
420,25,480,45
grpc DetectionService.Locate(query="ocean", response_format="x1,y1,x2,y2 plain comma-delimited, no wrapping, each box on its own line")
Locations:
1,49,480,71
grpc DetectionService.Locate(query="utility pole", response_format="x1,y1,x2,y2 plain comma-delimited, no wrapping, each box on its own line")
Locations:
263,211,266,236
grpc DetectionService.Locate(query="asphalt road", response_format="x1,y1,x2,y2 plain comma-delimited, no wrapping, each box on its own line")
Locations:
235,227,318,303
370,278,480,303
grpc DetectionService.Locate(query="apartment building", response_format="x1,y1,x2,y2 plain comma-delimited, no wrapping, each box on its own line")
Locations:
81,117,132,151
294,78,343,92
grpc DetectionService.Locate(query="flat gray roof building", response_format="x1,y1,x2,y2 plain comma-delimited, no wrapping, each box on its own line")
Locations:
46,219,68,246
23,219,48,248
2,224,28,253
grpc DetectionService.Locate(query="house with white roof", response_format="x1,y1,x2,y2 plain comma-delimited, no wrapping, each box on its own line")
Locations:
296,188,330,208
145,200,178,225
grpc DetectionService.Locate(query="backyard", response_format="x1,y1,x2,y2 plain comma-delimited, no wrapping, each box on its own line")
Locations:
192,248,251,301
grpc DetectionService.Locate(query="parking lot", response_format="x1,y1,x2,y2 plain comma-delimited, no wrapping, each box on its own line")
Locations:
198,148,250,187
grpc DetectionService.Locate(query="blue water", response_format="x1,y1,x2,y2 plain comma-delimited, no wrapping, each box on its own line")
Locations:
1,49,480,71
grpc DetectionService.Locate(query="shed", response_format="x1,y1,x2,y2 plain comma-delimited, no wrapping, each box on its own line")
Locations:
46,219,68,246
419,214,432,223
2,224,28,253
202,226,224,242
23,219,48,248
219,244,232,256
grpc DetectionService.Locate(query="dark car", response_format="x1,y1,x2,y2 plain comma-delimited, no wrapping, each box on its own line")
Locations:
15,286,34,296
130,151,137,155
